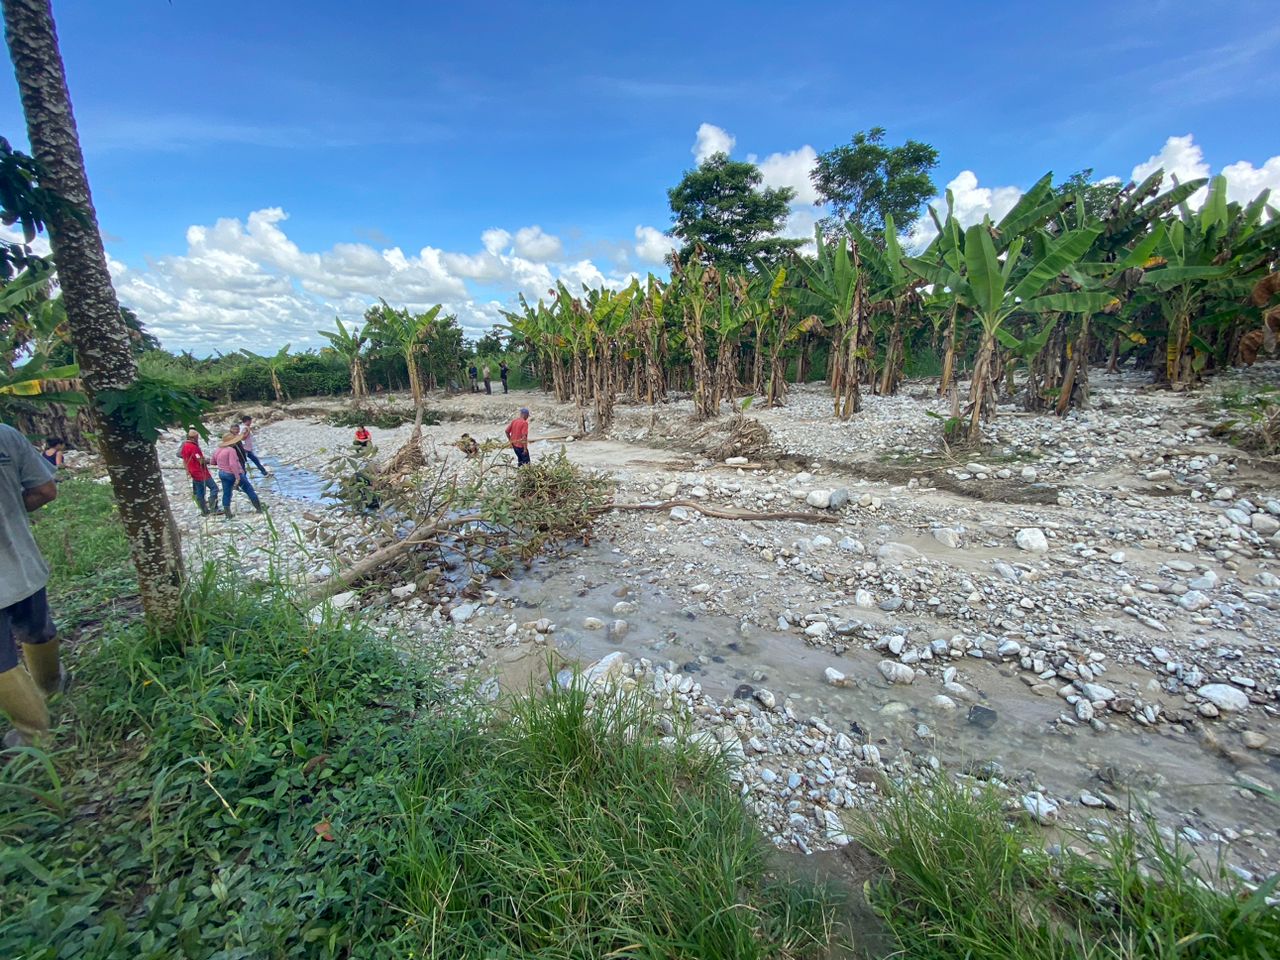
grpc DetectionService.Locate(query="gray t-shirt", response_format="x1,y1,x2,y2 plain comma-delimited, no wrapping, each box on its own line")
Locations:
0,423,55,608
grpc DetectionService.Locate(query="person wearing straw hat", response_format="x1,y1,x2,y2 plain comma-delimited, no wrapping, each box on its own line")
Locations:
213,431,265,519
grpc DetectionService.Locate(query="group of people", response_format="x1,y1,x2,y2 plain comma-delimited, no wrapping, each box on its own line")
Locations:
468,360,509,395
179,415,269,518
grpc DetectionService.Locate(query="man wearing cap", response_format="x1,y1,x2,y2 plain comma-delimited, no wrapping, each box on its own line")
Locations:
0,423,64,747
504,407,531,467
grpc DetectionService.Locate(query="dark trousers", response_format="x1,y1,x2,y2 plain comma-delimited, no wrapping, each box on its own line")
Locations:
191,477,219,511
484,378,491,395
513,445,530,467
244,449,268,475
0,588,56,673
501,376,508,394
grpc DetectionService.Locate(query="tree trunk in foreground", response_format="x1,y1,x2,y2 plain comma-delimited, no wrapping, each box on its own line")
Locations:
4,0,183,627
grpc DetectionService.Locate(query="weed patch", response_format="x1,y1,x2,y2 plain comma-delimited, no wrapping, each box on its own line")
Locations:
859,776,1280,960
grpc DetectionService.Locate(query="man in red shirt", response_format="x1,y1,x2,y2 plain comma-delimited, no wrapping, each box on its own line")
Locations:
504,407,531,467
178,428,219,515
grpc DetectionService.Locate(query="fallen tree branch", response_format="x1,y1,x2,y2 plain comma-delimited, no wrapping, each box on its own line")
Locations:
307,511,481,603
595,498,837,524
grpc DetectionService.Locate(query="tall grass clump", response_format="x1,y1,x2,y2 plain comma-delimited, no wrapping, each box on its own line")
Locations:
859,776,1280,960
390,682,837,959
31,474,137,627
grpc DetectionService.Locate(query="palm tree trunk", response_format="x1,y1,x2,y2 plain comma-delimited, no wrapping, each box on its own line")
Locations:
4,0,183,626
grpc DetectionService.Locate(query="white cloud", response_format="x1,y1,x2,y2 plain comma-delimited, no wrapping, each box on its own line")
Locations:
1130,134,1210,207
907,170,1024,249
512,225,563,261
1130,134,1280,209
109,209,629,353
634,225,676,264
480,228,511,255
1220,155,1280,206
752,145,820,205
1131,134,1210,188
693,122,735,163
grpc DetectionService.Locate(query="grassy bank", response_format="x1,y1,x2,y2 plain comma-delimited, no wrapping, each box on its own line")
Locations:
2,477,838,958
860,777,1280,960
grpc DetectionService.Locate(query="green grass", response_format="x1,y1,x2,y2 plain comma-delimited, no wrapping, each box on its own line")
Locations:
30,475,138,629
859,776,1280,960
3,482,837,959
324,406,441,429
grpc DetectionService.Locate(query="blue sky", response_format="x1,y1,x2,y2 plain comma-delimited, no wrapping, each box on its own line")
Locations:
1,0,1277,353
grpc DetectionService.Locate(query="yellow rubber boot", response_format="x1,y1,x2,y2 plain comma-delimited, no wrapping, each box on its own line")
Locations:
23,639,63,698
0,665,50,747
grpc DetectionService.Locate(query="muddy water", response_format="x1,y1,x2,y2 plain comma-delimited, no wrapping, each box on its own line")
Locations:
499,543,1280,857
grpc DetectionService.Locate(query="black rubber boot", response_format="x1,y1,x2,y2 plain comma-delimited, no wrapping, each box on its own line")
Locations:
222,505,232,519
252,499,265,513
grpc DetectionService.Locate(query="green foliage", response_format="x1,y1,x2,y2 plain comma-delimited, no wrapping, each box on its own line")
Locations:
96,374,210,442
860,776,1280,960
30,474,136,629
324,405,437,429
0,135,65,280
668,152,803,268
812,126,940,235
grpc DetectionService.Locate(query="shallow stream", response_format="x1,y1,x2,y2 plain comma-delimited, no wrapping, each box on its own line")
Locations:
499,542,1280,861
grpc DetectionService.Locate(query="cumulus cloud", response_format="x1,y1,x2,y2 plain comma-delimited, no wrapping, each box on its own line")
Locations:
751,145,820,205
633,225,676,264
693,122,735,163
1221,155,1280,205
1130,134,1210,188
906,170,1024,249
481,228,511,255
110,209,626,353
1131,134,1280,209
512,225,563,261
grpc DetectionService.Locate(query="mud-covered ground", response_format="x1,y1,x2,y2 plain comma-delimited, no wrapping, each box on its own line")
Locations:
162,364,1280,881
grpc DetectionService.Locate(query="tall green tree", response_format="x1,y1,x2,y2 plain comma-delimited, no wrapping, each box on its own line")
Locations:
811,127,939,236
667,152,801,268
4,0,184,627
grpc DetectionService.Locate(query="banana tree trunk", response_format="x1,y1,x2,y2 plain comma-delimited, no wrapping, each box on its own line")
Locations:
938,303,958,396
967,328,997,443
4,0,184,627
1056,313,1090,416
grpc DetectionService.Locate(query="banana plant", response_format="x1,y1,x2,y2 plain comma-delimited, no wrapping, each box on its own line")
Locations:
240,343,292,402
367,300,442,427
907,219,1109,442
793,229,866,418
1132,176,1280,387
318,316,368,398
852,213,922,396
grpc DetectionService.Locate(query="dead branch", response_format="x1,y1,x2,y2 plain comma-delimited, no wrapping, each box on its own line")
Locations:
307,511,481,603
